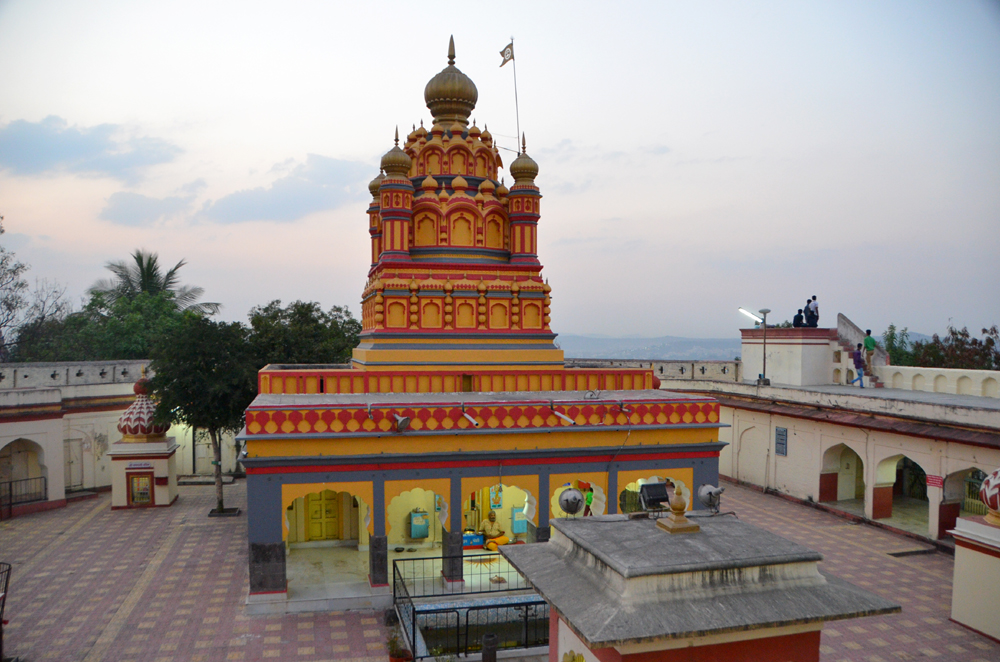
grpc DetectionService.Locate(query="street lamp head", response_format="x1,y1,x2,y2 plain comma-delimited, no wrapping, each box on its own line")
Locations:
758,308,771,316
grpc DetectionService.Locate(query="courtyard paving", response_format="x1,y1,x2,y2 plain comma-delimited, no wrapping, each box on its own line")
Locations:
0,480,998,661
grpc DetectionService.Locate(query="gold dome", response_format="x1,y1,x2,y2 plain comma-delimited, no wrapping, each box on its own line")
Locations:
496,177,509,197
380,127,412,177
452,175,469,192
368,169,385,198
509,135,539,184
424,36,478,127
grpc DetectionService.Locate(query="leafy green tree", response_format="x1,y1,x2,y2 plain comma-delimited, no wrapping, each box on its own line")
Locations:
882,324,913,366
910,325,999,371
13,291,185,362
249,300,361,366
89,249,220,315
0,220,29,359
883,323,999,370
150,314,257,514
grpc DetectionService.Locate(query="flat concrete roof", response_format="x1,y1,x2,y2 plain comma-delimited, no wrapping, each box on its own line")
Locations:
547,514,821,577
501,515,900,646
246,388,716,409
788,384,1000,411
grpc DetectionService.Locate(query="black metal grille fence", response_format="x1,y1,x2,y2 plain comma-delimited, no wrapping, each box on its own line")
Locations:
0,476,47,520
392,554,529,599
405,600,549,659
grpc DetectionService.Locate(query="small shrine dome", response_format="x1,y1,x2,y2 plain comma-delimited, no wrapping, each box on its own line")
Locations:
117,376,169,438
980,467,1000,526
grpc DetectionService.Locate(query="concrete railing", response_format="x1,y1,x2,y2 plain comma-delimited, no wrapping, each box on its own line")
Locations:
873,365,1000,399
564,359,742,383
0,360,148,389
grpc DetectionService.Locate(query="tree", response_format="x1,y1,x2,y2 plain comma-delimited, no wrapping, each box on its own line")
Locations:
882,323,999,370
910,325,999,371
882,324,912,366
89,249,221,315
0,219,29,359
150,315,257,514
249,300,361,366
13,291,185,362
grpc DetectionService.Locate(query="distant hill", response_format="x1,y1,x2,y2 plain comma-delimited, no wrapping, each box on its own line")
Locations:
557,334,742,361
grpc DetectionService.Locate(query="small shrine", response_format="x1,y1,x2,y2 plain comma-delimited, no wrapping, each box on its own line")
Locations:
107,371,179,508
502,512,899,662
950,467,1000,640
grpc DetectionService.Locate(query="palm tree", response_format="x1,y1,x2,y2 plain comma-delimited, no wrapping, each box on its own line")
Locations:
88,249,221,315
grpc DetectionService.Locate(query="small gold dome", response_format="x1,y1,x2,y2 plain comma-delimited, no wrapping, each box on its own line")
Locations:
480,124,492,146
496,178,509,197
469,123,481,140
449,120,466,138
478,179,495,195
368,169,385,198
509,151,538,185
452,175,469,192
421,175,438,191
380,127,412,177
424,36,478,127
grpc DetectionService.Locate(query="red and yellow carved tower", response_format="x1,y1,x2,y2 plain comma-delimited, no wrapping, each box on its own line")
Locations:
354,37,559,372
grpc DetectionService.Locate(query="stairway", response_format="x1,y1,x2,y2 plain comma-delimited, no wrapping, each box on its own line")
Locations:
836,339,883,388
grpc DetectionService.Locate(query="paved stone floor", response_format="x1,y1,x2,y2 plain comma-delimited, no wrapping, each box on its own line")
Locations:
0,480,998,661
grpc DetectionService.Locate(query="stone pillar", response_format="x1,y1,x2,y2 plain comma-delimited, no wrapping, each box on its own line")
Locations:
926,482,945,540
442,531,464,584
819,472,838,502
369,535,388,587
872,483,894,519
246,474,286,596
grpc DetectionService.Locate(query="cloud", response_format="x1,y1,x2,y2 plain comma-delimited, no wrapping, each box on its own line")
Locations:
98,179,205,226
99,192,191,225
200,154,371,223
0,116,180,183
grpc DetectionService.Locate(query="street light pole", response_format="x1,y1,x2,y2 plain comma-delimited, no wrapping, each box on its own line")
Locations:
759,308,771,386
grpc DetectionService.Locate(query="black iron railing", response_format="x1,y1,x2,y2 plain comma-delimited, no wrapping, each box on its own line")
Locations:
392,554,529,600
0,562,11,660
0,476,47,520
411,600,549,659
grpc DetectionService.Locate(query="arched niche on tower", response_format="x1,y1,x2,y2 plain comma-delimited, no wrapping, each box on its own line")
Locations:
522,302,543,329
449,210,475,247
419,147,444,177
484,213,504,249
446,145,471,177
413,211,439,247
489,301,510,329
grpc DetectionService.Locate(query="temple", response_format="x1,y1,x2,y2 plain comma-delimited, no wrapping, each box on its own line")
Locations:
240,38,726,612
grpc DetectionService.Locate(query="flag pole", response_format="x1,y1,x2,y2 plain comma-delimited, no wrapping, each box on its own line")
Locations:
511,36,521,153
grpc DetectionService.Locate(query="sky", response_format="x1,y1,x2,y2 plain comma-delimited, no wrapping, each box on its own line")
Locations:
1,0,998,339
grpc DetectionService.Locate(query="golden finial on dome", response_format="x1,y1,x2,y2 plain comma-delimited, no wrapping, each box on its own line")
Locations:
395,126,399,146
424,36,478,127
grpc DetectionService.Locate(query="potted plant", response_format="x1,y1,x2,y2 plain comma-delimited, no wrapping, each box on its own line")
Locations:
387,628,413,662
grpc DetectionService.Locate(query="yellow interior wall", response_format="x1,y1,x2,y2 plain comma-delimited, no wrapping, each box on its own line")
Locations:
385,486,447,545
461,474,539,525
617,468,694,511
550,472,609,518
462,484,529,541
281,481,374,540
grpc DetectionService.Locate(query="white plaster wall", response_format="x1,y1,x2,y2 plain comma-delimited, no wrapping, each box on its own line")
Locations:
951,543,1000,639
717,402,1000,538
741,338,833,386
875,366,1000,398
0,418,66,502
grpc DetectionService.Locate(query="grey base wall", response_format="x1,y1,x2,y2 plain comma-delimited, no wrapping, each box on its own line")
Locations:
249,542,286,594
369,535,388,586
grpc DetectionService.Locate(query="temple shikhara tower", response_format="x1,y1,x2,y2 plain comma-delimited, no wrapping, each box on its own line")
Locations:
356,38,558,373
240,39,725,613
